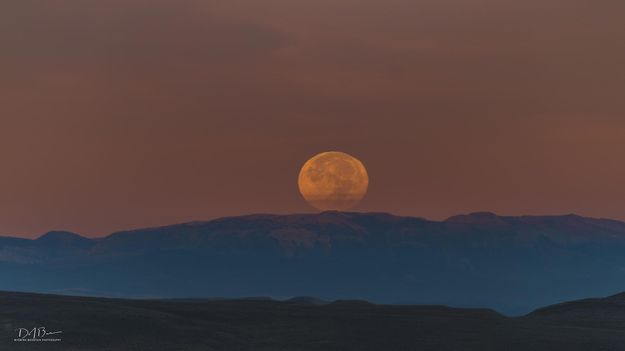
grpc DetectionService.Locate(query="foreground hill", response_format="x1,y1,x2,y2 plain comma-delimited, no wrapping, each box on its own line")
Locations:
2,211,625,314
2,291,625,350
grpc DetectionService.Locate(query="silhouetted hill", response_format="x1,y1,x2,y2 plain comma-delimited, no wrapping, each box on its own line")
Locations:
2,211,625,314
2,290,625,350
36,231,95,249
285,296,329,305
527,291,625,324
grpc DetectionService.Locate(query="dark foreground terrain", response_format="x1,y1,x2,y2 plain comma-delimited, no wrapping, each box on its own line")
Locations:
2,291,625,350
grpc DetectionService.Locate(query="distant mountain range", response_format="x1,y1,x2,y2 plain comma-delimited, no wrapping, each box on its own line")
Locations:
3,290,625,350
3,211,625,315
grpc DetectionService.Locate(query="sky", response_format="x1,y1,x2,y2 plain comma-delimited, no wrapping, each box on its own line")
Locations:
1,0,625,238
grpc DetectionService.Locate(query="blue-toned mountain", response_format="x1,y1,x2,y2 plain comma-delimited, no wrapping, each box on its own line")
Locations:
2,211,625,314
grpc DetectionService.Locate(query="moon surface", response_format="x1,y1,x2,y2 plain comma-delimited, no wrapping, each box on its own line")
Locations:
298,151,369,211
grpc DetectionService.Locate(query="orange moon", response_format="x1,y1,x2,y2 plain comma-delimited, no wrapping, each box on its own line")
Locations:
298,151,369,211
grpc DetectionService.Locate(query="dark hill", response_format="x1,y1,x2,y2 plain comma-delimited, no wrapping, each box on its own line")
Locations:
36,231,95,249
2,290,625,351
527,291,625,324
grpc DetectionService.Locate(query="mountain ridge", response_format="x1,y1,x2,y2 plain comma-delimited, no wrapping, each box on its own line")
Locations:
7,211,625,241
2,211,625,315
4,210,625,242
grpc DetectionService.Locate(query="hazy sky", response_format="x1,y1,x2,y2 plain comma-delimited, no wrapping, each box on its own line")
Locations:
2,0,625,237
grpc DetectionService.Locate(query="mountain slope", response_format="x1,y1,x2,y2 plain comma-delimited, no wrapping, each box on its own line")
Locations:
2,211,625,314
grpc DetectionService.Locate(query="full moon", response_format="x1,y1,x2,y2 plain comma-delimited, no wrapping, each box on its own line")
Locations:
298,151,369,211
